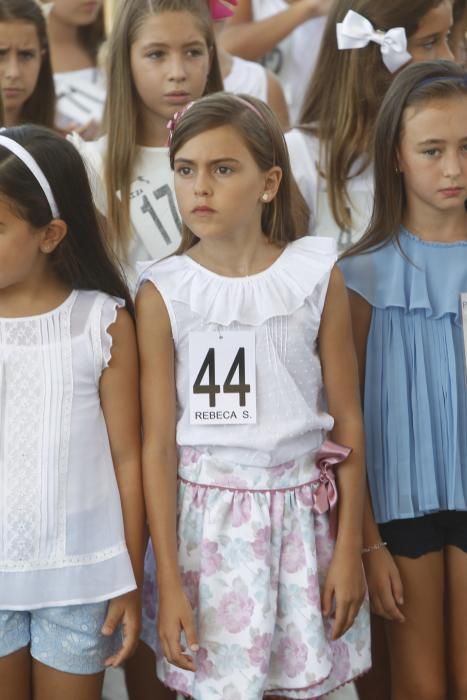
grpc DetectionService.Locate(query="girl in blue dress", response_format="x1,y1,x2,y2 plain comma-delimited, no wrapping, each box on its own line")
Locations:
340,59,467,698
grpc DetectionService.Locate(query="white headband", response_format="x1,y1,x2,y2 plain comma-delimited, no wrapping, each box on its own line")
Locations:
0,135,60,218
336,10,412,74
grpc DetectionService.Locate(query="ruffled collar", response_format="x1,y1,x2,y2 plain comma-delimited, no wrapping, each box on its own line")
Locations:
340,227,467,325
138,237,336,326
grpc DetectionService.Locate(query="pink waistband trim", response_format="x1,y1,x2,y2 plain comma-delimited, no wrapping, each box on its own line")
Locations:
178,440,351,538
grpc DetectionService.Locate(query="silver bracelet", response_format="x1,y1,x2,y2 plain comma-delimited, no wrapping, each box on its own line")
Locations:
362,541,387,554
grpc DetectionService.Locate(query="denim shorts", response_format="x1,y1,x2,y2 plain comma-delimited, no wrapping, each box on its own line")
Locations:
0,601,121,674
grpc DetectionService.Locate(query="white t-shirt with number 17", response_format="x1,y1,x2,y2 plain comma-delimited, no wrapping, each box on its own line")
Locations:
68,134,182,290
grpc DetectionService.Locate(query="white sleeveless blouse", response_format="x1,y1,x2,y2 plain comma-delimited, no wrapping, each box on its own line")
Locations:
0,290,136,610
139,237,336,468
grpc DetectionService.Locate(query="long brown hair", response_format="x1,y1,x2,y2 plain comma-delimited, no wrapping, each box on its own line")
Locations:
169,93,309,252
103,0,223,259
77,6,105,62
0,124,133,314
341,60,467,260
0,0,55,128
299,0,445,233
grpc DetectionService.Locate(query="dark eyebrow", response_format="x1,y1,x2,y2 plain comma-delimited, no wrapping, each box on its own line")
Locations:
141,40,206,50
417,138,445,146
174,157,241,165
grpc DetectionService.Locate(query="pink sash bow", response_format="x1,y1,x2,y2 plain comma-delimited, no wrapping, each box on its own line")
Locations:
312,440,352,539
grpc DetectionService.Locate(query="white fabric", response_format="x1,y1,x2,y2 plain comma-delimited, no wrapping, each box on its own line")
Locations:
336,10,411,73
0,290,136,609
138,236,336,468
224,55,268,101
251,0,325,122
54,67,106,129
0,136,59,218
286,128,374,251
69,134,182,291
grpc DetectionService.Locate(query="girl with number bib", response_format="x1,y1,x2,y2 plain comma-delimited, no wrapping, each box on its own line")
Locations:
70,0,223,292
137,93,370,699
286,0,454,248
46,0,106,140
0,126,144,700
340,60,467,698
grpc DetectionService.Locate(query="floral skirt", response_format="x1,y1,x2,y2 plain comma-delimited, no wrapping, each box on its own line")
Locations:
141,442,371,699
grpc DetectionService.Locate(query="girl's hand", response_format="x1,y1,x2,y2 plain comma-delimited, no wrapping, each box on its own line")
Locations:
363,547,405,622
102,590,141,667
67,119,100,141
158,585,199,672
322,546,366,640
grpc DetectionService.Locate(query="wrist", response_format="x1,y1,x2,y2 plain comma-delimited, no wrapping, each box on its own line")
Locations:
362,541,388,554
335,531,363,551
301,0,322,21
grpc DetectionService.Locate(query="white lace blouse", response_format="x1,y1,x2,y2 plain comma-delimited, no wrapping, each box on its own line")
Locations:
0,290,136,610
139,237,336,468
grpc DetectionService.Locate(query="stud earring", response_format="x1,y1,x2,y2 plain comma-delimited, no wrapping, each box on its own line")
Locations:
262,193,269,202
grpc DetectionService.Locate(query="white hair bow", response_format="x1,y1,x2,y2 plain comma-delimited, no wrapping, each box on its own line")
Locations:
336,10,412,73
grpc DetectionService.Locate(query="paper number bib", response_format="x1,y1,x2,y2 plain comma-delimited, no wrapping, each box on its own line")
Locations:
189,331,257,425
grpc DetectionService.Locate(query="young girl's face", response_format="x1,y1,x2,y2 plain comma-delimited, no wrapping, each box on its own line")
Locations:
0,21,42,121
50,0,102,26
0,196,44,290
130,11,211,126
398,95,467,217
174,124,279,241
408,0,453,62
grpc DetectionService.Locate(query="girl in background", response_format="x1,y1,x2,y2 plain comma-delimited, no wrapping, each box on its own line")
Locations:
210,0,289,128
220,0,330,122
46,0,106,138
0,125,144,700
71,0,223,291
0,0,55,129
340,59,467,699
286,0,453,249
137,92,370,699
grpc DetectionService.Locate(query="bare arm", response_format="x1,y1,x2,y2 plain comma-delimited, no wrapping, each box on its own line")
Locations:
220,0,331,61
348,290,405,623
99,309,145,665
136,282,198,671
318,267,366,639
266,71,289,129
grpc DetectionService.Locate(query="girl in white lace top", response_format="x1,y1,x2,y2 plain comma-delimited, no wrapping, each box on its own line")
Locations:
137,93,370,699
0,126,144,700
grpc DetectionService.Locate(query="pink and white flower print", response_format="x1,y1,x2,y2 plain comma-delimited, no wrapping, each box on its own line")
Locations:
150,450,371,699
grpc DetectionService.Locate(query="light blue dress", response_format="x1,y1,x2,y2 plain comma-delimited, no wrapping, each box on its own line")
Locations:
339,228,467,524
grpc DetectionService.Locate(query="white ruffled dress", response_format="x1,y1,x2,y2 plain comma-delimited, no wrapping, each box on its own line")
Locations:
140,237,370,698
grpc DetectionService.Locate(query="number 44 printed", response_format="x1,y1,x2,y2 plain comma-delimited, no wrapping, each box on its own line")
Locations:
189,331,257,425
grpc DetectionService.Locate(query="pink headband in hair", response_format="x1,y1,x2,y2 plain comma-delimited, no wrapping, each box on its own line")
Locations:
209,0,237,20
166,95,267,145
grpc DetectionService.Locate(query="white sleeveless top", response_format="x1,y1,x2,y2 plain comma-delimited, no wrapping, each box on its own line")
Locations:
0,290,136,610
224,56,268,102
251,0,325,122
139,237,336,468
286,129,374,251
69,134,181,292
